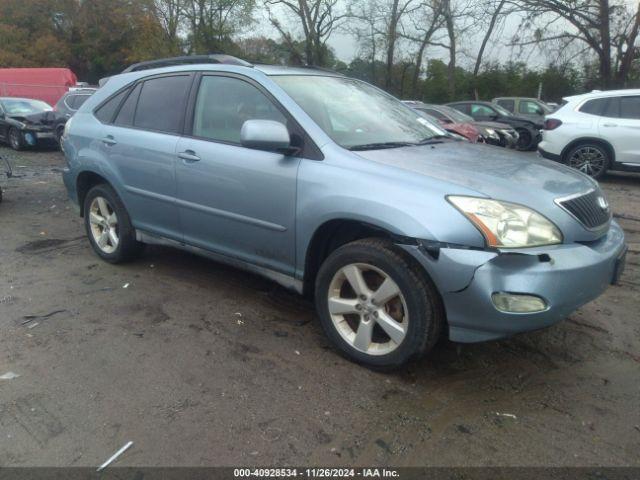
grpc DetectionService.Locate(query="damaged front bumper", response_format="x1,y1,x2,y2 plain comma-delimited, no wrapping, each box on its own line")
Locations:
400,221,627,343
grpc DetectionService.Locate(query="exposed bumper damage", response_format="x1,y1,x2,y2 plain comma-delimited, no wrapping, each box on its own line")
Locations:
399,221,627,343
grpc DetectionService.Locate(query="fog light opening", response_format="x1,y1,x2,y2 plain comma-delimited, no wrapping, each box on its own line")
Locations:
24,133,36,146
492,292,548,313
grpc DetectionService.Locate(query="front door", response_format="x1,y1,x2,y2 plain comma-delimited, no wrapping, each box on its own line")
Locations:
175,74,300,275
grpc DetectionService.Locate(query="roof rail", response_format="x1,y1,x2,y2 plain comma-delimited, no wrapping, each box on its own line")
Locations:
122,54,253,73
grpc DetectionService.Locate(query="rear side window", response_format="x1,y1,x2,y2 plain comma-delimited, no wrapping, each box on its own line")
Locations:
619,96,640,120
133,75,191,134
73,95,91,109
114,83,142,126
95,88,130,123
191,75,287,144
497,99,515,112
579,98,608,116
519,100,543,115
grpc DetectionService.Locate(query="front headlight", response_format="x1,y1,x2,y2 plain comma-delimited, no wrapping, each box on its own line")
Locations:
448,196,563,248
485,128,499,139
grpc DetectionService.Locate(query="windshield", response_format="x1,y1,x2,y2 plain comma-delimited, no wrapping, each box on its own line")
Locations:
439,105,474,123
273,75,439,149
1,99,52,115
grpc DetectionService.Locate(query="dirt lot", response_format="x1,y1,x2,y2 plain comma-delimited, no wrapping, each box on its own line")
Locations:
0,145,638,468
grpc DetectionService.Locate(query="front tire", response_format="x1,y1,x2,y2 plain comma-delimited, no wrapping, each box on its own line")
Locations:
564,143,610,179
515,128,533,151
84,184,142,263
315,238,444,369
8,128,23,151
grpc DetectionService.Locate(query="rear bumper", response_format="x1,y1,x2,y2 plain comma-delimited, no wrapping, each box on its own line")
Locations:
401,221,626,343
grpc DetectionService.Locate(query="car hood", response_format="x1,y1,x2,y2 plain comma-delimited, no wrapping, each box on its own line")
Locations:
354,141,596,223
8,111,57,126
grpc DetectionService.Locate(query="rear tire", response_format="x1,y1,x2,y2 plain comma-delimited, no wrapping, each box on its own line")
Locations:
564,143,610,180
314,238,444,369
83,184,142,263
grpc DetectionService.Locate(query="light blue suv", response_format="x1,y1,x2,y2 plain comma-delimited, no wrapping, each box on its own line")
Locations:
62,55,627,368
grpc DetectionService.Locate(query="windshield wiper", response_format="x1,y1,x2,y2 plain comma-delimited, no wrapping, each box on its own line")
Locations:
348,141,415,151
415,135,449,145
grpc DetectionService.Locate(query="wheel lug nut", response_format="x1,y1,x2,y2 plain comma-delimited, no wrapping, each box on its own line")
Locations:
360,295,367,301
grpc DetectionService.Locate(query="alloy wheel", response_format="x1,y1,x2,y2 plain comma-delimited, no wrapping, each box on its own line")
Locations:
89,196,119,254
327,263,408,355
568,146,606,177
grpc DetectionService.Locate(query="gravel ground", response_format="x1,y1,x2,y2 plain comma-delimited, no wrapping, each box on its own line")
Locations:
0,145,638,467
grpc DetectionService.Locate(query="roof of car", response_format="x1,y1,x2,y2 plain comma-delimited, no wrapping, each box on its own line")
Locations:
563,88,640,102
0,97,48,102
448,100,493,106
493,97,540,101
254,64,343,77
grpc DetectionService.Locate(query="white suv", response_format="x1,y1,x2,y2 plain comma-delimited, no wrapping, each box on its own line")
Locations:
538,89,640,179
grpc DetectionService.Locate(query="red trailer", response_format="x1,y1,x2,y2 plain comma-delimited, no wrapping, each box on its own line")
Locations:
0,68,78,106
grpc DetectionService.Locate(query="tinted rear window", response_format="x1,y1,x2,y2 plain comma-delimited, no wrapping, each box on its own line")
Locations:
114,83,142,126
579,98,608,116
133,75,191,134
95,88,130,123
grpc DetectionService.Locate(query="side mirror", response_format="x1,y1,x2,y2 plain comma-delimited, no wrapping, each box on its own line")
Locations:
241,120,291,153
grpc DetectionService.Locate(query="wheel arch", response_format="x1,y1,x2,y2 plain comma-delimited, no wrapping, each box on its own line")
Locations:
301,218,422,297
561,137,616,164
76,170,112,217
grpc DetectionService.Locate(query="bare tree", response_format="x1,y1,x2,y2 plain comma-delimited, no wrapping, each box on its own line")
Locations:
153,0,185,47
471,0,513,98
265,0,346,66
510,0,640,87
182,0,256,54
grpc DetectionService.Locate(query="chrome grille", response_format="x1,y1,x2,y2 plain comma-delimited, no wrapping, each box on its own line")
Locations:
557,190,611,230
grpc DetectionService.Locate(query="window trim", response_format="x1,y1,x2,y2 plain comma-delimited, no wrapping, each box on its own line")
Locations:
93,85,134,124
183,71,323,160
93,72,196,137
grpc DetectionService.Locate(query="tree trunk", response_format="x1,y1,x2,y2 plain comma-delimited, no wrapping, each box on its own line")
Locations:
386,0,400,89
444,0,456,99
473,0,505,99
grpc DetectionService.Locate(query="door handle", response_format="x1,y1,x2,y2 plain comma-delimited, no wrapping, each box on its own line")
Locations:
102,135,117,146
602,123,618,127
178,150,200,162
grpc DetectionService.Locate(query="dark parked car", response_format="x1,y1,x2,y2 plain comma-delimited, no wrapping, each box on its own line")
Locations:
403,101,480,142
410,103,519,148
447,101,541,151
0,98,57,150
53,88,97,142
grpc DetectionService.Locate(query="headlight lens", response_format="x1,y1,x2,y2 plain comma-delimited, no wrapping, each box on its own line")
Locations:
448,196,563,248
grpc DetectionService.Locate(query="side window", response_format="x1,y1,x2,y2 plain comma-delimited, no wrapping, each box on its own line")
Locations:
471,104,495,116
520,100,543,115
133,75,191,134
192,76,287,144
74,95,91,109
498,100,515,112
579,98,608,116
94,88,130,123
114,83,142,126
619,96,640,120
65,95,79,110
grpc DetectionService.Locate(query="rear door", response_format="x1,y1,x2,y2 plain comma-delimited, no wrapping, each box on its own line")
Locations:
99,73,193,241
599,95,640,165
174,73,302,275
